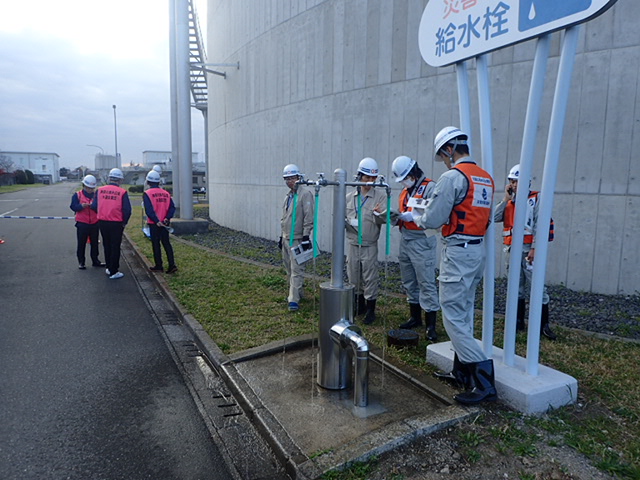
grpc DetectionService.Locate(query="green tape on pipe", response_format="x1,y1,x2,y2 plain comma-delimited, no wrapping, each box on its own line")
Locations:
357,193,363,246
289,192,298,247
313,190,319,257
386,195,391,256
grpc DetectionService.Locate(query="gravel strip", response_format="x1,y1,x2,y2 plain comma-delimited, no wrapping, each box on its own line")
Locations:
184,218,640,341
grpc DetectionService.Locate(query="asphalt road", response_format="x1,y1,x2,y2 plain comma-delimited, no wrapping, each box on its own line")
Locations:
0,183,235,479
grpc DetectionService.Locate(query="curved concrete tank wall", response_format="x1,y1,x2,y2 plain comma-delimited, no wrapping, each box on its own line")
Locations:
206,0,640,295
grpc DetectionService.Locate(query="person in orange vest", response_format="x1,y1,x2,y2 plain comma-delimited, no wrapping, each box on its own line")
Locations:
390,155,440,340
413,126,496,406
69,174,105,269
494,164,557,340
91,168,132,280
143,170,177,274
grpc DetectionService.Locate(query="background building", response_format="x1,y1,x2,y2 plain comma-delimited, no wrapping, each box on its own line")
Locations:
142,150,199,169
0,151,60,184
206,0,639,295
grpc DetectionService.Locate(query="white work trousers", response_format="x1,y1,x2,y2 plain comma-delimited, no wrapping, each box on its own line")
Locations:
346,243,379,300
398,235,440,312
438,242,487,364
282,239,305,303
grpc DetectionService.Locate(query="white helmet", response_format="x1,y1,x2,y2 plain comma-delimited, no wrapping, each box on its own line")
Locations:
108,168,124,180
282,164,301,178
146,170,161,183
152,165,162,173
82,174,97,188
391,155,416,183
508,164,520,180
357,157,379,177
433,126,468,160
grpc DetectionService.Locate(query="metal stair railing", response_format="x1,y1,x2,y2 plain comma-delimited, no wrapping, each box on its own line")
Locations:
188,0,207,110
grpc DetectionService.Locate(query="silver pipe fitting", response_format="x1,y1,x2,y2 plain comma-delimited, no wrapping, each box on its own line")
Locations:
331,168,347,288
329,320,369,407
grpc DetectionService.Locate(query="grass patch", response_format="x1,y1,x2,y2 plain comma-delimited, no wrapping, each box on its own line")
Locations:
124,210,640,479
0,183,50,193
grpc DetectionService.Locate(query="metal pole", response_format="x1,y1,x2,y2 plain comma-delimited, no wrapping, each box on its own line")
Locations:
169,0,181,212
503,34,550,366
527,26,580,376
456,61,473,154
476,54,495,357
112,105,119,168
176,0,193,219
331,169,347,288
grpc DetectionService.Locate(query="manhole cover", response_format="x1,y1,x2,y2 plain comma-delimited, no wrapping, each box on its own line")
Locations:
387,329,419,348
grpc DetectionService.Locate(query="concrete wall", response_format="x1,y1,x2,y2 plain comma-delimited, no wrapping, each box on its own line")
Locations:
206,0,640,295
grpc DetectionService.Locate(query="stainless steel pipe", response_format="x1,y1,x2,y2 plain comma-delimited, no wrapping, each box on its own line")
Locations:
316,167,369,407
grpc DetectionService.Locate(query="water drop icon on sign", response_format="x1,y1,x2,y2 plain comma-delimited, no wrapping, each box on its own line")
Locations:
519,0,592,32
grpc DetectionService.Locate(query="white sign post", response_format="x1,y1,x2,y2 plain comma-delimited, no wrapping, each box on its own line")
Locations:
421,0,619,412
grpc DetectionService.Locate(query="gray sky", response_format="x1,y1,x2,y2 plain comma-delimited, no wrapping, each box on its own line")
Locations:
0,0,206,170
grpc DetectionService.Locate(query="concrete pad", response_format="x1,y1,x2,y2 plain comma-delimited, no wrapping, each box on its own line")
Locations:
170,217,209,235
228,342,472,479
427,341,578,415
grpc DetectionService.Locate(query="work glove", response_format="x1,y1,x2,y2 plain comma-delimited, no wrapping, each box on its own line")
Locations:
301,235,312,251
398,211,414,222
411,209,424,223
278,236,283,250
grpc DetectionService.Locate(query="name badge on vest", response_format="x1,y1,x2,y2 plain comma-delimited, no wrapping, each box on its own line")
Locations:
416,184,425,197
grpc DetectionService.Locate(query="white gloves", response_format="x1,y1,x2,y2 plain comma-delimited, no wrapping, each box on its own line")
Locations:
398,211,414,222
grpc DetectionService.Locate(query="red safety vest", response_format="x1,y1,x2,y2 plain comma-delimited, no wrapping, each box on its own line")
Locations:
75,189,98,224
145,187,171,224
398,178,433,231
502,191,554,245
96,185,126,222
442,163,494,238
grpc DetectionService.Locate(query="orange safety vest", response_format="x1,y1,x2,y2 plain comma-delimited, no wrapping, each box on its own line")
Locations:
442,163,494,238
145,187,171,224
96,185,126,222
398,178,433,231
502,191,554,245
75,190,98,224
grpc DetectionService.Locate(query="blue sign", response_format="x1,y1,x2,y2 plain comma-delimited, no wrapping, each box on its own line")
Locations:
519,0,592,31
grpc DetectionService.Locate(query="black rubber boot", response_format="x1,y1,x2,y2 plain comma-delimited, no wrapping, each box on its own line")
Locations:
363,299,376,325
454,359,498,405
434,353,471,389
516,299,526,332
354,294,366,316
425,311,438,341
541,303,557,340
399,303,423,329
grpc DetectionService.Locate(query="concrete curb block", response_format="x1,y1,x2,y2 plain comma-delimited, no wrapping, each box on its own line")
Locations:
123,233,313,479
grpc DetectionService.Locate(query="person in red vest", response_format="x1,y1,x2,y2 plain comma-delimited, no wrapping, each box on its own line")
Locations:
69,174,105,269
494,164,557,340
91,168,132,280
143,170,177,274
413,126,497,406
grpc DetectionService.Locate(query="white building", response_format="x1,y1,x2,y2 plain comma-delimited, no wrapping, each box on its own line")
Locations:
142,150,199,169
0,151,60,184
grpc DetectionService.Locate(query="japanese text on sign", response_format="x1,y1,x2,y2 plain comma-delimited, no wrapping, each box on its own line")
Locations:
436,2,511,58
419,0,619,67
